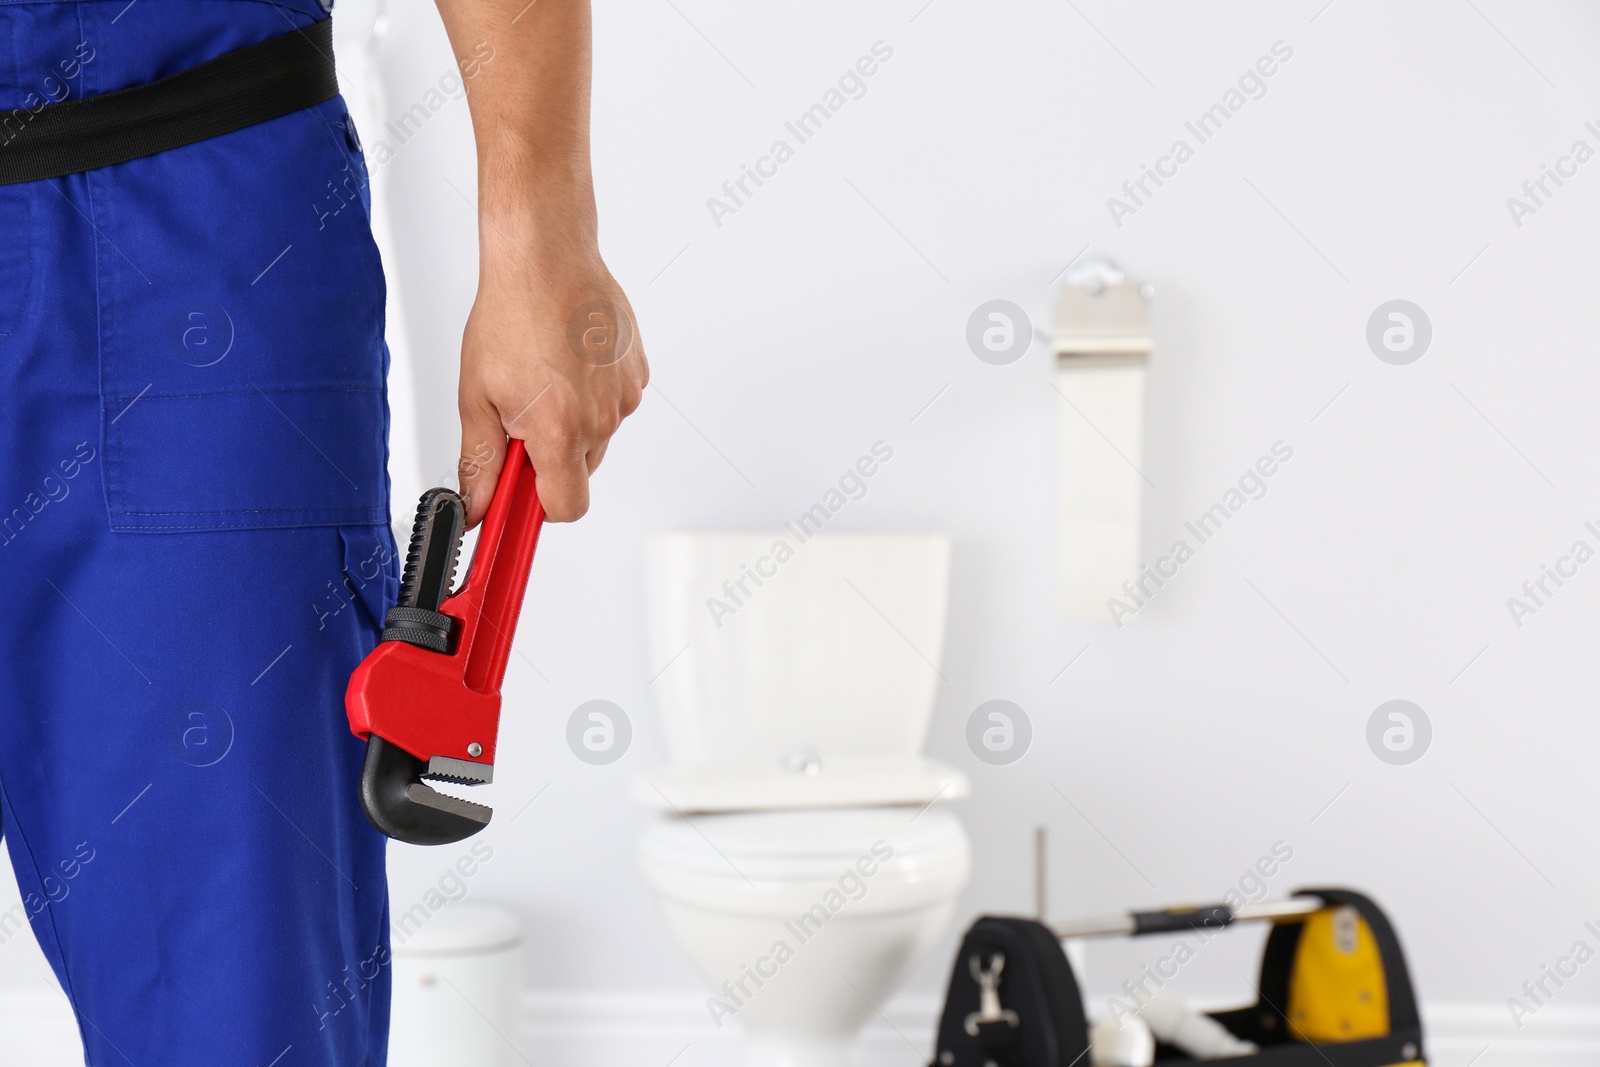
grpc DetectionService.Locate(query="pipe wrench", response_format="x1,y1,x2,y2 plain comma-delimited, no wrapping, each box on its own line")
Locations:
346,439,545,845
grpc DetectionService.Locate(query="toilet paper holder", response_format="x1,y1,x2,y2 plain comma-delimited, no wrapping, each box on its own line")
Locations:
1054,259,1152,362
1054,258,1152,622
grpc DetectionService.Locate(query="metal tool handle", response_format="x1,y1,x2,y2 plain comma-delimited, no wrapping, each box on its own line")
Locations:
1051,896,1325,940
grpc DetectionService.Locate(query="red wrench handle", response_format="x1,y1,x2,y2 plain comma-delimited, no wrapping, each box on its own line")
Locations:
445,438,546,694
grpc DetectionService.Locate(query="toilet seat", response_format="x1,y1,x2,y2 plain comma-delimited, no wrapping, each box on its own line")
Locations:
640,807,971,916
632,754,970,814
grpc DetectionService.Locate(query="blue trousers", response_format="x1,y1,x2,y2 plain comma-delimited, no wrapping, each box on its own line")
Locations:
0,2,396,1063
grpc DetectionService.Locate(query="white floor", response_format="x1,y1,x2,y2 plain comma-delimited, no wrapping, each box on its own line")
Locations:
1,987,1596,1066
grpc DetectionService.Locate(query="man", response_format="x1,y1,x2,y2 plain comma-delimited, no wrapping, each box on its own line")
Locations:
0,0,644,1062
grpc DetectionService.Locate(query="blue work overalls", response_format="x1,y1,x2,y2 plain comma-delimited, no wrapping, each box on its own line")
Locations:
0,1,396,1063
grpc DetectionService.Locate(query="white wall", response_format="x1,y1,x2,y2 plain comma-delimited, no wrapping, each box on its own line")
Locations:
8,0,1600,1062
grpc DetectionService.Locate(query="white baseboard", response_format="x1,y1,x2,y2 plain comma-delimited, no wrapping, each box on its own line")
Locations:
1419,1002,1600,1067
0,986,1595,1066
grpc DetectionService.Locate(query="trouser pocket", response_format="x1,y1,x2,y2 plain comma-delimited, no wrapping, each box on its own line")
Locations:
89,97,388,532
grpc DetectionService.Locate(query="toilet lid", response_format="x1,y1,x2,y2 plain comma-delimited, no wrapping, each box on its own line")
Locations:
631,754,969,814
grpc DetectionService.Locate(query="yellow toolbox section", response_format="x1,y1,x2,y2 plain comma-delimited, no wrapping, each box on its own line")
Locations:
1287,907,1391,1043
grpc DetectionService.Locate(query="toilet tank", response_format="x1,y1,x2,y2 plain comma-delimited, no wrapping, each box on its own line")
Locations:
647,532,952,767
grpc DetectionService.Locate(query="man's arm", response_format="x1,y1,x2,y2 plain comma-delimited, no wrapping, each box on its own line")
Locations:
431,0,646,524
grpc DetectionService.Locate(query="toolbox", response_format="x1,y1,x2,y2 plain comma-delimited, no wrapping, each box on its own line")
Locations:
929,889,1424,1067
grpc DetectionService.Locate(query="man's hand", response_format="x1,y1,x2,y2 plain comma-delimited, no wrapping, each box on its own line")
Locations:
434,0,643,525
457,244,646,525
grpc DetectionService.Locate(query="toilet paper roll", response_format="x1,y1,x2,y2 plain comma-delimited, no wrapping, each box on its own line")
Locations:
1058,354,1146,621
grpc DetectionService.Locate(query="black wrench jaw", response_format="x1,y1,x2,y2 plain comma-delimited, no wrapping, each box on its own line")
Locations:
359,735,491,846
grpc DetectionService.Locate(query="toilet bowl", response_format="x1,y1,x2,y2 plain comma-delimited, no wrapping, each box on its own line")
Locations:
638,533,971,1067
642,807,970,1067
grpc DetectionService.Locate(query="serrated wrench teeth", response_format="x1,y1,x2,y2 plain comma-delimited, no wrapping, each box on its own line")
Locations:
425,755,494,785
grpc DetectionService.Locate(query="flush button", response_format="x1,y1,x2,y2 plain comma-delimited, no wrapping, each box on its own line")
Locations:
781,749,821,777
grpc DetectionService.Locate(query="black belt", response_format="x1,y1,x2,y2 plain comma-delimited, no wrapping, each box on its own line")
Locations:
0,18,337,186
